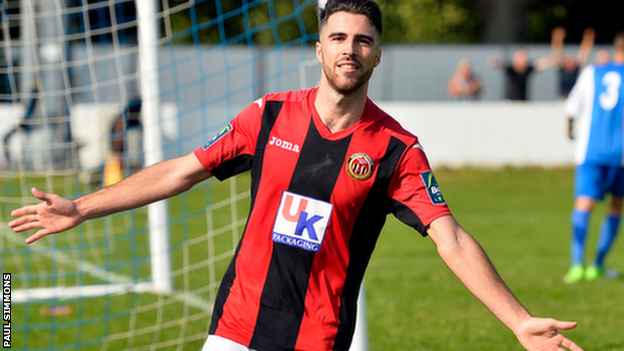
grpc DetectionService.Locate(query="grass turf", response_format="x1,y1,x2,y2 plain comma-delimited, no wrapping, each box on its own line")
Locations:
366,167,624,351
2,167,623,350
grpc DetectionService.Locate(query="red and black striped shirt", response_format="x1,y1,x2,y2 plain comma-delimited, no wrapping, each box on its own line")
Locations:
194,88,451,351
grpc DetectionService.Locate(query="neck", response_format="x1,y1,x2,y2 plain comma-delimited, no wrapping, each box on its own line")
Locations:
614,51,624,63
314,79,369,133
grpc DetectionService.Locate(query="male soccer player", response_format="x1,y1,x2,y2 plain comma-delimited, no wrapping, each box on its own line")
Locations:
9,1,584,350
563,32,624,283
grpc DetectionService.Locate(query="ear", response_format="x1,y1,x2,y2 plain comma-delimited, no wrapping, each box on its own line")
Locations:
316,41,323,63
374,48,382,67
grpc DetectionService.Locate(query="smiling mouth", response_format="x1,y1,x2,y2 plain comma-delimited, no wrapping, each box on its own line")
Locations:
338,62,359,70
340,64,358,69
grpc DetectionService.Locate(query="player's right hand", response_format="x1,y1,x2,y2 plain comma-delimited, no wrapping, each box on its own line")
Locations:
8,187,84,244
514,317,584,351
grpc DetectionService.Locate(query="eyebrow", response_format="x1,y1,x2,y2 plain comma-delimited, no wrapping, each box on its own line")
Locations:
327,32,376,43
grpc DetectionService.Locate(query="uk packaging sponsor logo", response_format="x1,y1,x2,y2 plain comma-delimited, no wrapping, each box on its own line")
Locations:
272,191,332,252
421,170,446,205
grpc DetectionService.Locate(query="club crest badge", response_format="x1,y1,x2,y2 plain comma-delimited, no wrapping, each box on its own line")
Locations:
346,153,374,181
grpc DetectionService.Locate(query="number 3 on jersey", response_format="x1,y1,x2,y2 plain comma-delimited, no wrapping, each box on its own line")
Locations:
599,71,622,111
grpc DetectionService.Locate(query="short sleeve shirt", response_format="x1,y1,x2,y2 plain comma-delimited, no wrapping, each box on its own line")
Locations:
194,88,452,350
565,64,624,166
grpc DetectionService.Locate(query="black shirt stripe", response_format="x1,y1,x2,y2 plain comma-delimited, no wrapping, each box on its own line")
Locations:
209,101,284,335
333,136,408,351
250,119,352,350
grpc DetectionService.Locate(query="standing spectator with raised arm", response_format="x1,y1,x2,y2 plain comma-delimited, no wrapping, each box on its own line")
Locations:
552,27,596,99
488,33,559,101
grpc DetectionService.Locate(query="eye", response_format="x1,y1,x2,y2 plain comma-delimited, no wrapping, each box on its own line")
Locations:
356,36,374,46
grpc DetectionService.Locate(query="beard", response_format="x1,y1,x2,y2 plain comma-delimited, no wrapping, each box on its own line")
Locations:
321,59,374,95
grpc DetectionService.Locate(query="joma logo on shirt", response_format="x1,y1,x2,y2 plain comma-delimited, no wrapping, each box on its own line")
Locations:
272,191,332,252
269,136,300,153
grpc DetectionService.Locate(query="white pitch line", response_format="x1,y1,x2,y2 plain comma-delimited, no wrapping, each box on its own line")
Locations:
2,227,132,284
2,227,213,312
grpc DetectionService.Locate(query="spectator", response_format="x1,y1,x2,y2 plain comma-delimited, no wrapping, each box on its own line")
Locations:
595,48,610,65
552,27,595,99
488,44,557,101
447,58,482,101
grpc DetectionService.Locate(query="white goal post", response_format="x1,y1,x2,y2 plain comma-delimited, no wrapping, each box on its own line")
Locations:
136,0,173,295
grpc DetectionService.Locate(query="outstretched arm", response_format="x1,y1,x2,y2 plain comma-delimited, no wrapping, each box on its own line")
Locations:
9,152,211,244
550,27,566,67
577,28,595,66
532,28,567,72
487,57,504,69
427,216,583,351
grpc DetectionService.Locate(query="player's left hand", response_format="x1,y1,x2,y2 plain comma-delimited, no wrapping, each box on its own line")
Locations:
8,187,83,244
514,317,584,351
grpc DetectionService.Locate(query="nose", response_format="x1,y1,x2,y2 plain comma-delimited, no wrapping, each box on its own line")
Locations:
342,37,357,56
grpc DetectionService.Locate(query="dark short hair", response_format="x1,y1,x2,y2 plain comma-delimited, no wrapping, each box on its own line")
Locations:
318,0,383,37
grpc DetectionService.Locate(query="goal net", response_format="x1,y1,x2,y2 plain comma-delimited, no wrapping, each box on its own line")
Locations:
0,0,333,349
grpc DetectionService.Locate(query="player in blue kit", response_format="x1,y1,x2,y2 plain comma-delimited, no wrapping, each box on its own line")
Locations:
563,33,624,283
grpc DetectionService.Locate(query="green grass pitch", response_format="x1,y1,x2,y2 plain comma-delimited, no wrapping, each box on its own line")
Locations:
367,167,624,350
2,167,623,350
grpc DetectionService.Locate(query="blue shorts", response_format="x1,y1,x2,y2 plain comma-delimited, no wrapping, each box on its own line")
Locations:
575,164,624,200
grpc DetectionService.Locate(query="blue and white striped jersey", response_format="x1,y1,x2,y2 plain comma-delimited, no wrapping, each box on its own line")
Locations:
565,63,624,166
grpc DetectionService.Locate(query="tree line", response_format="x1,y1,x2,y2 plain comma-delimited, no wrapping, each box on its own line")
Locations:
165,0,623,45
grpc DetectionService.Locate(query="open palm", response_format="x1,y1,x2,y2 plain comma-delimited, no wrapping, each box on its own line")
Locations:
8,187,84,244
515,317,583,351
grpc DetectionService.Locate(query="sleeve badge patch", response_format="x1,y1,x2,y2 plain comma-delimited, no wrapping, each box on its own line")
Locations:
420,170,446,205
203,123,233,150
